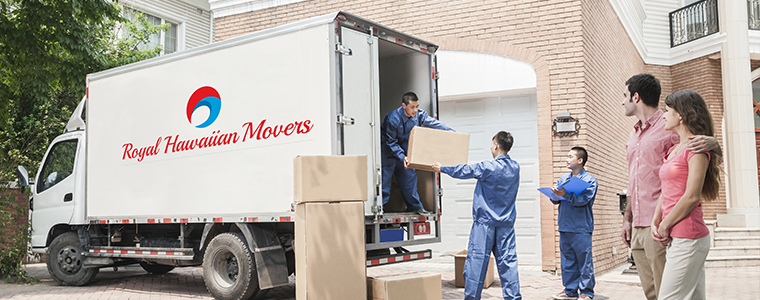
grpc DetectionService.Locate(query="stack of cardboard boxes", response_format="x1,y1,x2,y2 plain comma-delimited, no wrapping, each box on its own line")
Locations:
294,155,368,300
293,127,470,300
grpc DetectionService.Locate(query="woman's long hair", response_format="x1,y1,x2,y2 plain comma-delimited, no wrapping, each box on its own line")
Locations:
664,90,721,201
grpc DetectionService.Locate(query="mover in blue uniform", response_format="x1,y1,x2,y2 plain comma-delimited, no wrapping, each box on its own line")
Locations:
550,147,598,300
432,131,522,300
381,91,453,214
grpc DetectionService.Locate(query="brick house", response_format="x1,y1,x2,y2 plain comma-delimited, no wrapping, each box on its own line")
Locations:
208,0,760,274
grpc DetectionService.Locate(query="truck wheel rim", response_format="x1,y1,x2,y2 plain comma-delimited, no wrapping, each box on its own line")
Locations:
212,250,239,287
57,246,82,274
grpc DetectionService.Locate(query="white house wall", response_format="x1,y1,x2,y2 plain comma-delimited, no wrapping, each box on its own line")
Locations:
123,0,212,50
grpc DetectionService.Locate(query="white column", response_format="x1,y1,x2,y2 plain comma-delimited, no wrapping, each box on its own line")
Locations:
718,0,760,228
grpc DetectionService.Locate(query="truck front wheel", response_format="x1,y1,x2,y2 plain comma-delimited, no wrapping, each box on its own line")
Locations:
203,233,267,300
47,232,99,286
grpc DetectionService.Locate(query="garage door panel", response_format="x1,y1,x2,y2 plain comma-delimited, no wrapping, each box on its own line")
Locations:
499,95,534,117
515,231,541,260
454,99,485,118
438,93,541,265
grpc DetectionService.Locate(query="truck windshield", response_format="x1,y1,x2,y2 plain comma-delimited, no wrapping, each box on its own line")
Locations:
38,139,78,193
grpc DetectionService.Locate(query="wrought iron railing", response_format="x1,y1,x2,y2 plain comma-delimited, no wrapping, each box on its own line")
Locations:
750,0,760,29
670,0,719,47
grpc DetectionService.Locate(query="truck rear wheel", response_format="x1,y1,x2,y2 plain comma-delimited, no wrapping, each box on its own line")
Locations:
139,262,176,274
47,232,99,286
203,233,267,300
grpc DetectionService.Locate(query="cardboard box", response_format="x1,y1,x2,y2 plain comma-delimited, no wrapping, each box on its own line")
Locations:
295,202,366,300
454,250,495,288
407,127,469,172
294,155,368,202
367,271,442,300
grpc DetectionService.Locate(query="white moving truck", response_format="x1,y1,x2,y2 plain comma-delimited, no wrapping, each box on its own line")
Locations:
16,11,445,300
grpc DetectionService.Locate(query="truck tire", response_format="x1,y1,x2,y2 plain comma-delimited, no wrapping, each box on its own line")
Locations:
47,232,99,286
203,233,267,300
139,262,176,274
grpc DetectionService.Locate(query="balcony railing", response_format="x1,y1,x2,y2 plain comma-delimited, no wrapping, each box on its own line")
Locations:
750,0,760,29
670,0,719,47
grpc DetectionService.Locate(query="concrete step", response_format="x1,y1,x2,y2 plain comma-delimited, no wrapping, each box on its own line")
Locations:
708,246,760,257
705,255,760,268
714,227,760,238
714,236,760,247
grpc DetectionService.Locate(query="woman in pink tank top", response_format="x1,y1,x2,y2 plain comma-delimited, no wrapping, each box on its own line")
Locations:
650,90,721,300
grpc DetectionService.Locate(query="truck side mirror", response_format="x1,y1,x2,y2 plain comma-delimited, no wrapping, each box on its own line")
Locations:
16,165,31,192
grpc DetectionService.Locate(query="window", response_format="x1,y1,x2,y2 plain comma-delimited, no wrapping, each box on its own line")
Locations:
124,9,178,55
38,140,78,193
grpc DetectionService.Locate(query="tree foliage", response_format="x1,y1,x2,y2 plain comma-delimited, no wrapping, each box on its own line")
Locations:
0,0,169,281
0,0,168,179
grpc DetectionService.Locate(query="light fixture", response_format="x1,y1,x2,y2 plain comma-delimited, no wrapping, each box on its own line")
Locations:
553,112,579,137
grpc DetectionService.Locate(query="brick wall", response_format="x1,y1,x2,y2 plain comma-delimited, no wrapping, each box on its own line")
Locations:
580,0,644,274
669,56,727,220
0,188,31,263
215,0,644,274
750,59,760,72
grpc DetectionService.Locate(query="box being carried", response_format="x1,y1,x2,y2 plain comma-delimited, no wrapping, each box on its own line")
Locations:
454,250,495,288
367,271,442,300
407,127,469,172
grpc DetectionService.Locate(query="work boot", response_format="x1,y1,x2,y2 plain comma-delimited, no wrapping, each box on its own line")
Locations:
552,292,578,300
409,207,431,214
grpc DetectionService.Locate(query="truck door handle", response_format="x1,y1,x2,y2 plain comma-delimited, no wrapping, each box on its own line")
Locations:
63,193,73,202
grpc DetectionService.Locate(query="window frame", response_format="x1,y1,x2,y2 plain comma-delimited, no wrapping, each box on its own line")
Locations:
37,139,79,194
123,5,185,56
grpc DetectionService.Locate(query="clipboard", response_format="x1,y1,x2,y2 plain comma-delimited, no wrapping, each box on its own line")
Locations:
538,188,566,201
561,176,592,194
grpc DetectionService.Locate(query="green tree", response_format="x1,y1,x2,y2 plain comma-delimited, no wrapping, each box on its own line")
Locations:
0,0,168,178
0,0,169,281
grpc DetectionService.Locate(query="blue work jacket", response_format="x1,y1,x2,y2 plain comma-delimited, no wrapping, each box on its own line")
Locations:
553,169,598,234
381,106,453,161
440,154,520,227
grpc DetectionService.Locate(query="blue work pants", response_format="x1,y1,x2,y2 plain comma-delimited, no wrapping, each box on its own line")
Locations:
464,221,521,300
559,232,595,298
381,155,422,211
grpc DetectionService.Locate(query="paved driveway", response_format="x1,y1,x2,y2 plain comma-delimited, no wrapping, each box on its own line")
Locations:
0,259,756,299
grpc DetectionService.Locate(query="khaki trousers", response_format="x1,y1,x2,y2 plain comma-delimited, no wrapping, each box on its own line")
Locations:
659,235,710,300
631,227,667,300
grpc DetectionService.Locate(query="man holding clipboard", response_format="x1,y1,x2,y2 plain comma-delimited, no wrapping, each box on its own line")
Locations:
543,147,598,300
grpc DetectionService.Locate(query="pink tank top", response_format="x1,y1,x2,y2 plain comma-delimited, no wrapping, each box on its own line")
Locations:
658,146,710,239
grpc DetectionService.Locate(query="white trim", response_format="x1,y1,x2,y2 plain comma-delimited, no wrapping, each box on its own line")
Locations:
749,30,760,59
123,1,185,24
609,0,648,63
179,0,211,10
751,67,760,81
209,0,311,18
609,0,740,66
652,32,726,65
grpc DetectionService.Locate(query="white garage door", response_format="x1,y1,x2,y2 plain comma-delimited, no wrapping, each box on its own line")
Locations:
437,93,542,266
